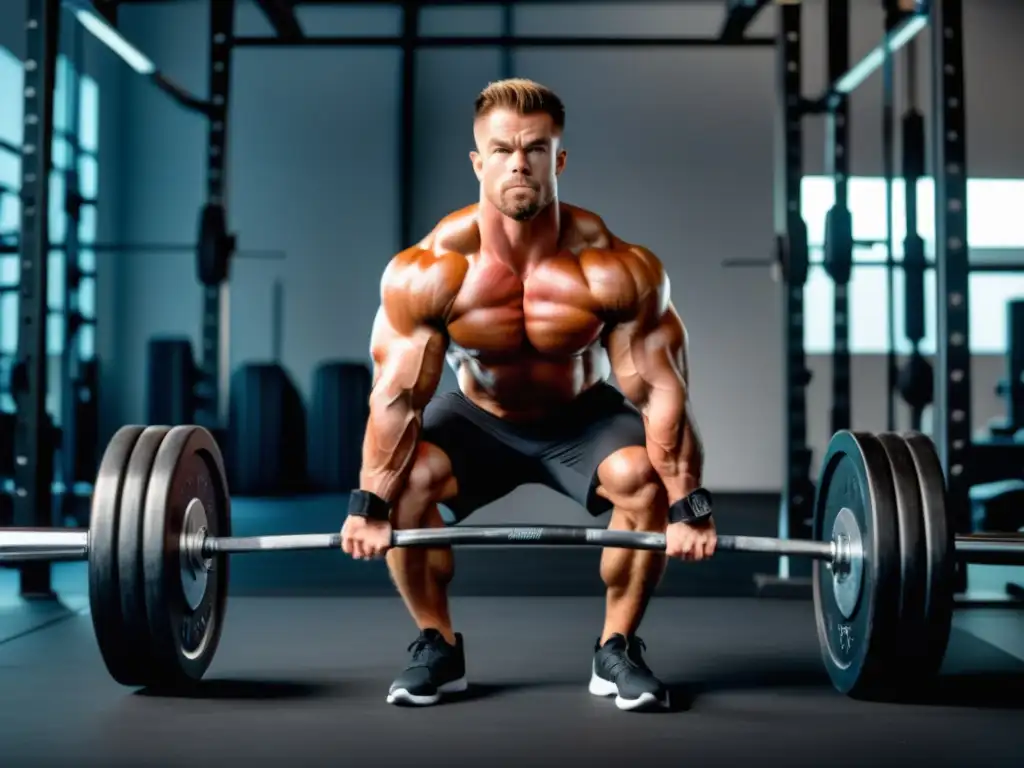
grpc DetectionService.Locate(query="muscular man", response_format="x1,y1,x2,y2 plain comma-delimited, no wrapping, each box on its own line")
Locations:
341,78,716,712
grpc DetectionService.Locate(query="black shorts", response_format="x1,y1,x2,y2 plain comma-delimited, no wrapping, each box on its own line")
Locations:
421,381,647,521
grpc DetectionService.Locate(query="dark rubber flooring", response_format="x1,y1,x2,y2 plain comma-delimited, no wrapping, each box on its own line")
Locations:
1,594,1023,767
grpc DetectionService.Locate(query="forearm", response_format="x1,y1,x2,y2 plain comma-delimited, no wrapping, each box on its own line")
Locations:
359,390,422,503
643,386,704,504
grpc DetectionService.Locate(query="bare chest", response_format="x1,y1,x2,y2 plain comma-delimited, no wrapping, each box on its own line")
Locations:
446,256,605,358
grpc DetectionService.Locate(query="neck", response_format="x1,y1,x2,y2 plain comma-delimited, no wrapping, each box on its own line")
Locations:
478,197,561,272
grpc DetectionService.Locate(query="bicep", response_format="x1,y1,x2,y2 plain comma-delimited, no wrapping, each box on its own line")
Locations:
369,306,447,411
633,306,687,389
608,302,687,398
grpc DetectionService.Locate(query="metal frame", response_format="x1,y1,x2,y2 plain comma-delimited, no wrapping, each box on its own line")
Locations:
254,0,303,39
806,6,929,112
200,0,235,428
800,0,972,586
930,0,971,553
720,0,771,42
773,2,814,584
110,0,766,6
59,18,92,519
881,4,898,432
232,35,774,48
398,2,419,250
15,0,62,598
826,0,851,437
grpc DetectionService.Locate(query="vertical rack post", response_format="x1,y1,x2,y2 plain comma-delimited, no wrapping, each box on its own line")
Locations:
398,2,419,250
60,19,85,522
201,0,235,427
826,0,851,435
930,0,971,591
14,0,61,598
881,2,900,431
763,1,814,591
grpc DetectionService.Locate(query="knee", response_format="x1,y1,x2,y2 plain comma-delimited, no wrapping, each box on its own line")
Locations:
393,442,453,527
598,446,665,520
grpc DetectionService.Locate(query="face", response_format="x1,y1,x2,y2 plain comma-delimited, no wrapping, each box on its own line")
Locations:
470,109,567,221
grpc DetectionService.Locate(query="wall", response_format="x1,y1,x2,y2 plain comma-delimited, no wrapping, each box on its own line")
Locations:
108,0,1024,517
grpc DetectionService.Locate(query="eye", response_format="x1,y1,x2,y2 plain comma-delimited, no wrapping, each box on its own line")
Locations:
493,147,510,154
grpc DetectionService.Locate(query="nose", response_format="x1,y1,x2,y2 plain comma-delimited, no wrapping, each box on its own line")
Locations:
508,148,531,175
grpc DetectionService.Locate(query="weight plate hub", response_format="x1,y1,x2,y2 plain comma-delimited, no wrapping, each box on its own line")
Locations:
829,506,863,619
813,431,901,698
179,497,212,612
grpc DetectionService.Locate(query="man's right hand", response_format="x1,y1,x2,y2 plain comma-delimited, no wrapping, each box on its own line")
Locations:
340,515,393,560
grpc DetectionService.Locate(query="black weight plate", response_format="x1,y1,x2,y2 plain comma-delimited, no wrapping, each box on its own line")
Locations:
117,425,172,687
87,425,146,686
876,433,928,674
902,432,955,681
143,425,231,685
812,431,902,698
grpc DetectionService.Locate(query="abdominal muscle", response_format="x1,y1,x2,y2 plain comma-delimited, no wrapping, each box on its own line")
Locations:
449,343,612,421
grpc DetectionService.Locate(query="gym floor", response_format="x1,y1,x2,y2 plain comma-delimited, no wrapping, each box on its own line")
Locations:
2,571,1023,767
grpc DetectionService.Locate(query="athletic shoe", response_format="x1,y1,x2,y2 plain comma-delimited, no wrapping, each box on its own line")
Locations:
386,628,468,706
588,633,670,711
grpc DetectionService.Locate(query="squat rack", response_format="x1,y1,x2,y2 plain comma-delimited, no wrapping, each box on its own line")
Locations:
771,0,971,588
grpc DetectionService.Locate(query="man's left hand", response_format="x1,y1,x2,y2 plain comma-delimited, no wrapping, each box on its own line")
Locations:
665,518,717,561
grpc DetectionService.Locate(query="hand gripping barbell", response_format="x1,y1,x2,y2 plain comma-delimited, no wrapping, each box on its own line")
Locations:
0,425,1021,697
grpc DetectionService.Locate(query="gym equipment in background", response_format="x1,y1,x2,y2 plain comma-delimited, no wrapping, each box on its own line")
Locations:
306,361,371,493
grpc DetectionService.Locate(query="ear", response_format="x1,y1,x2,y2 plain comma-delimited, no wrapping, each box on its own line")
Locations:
469,150,484,181
555,148,568,176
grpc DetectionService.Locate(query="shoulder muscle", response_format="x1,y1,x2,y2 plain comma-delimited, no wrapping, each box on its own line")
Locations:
582,242,669,323
380,246,468,334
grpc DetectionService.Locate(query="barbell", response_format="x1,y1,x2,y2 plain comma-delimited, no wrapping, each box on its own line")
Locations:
0,424,1022,697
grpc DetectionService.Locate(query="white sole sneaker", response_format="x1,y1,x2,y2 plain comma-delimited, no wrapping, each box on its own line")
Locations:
386,676,469,706
588,663,670,712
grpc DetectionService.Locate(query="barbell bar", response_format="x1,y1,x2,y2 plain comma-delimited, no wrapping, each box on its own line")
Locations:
0,423,1021,700
2,523,1020,566
0,526,837,563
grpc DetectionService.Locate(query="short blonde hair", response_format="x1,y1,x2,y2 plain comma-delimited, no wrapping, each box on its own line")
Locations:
474,78,565,131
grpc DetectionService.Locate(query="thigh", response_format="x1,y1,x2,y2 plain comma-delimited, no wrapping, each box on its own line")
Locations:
421,392,534,522
536,384,647,516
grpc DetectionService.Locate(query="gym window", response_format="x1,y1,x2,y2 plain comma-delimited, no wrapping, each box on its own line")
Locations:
0,45,99,412
802,175,1024,355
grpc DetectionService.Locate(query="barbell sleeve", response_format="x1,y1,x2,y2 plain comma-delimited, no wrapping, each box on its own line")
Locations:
952,534,1024,566
0,528,90,563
